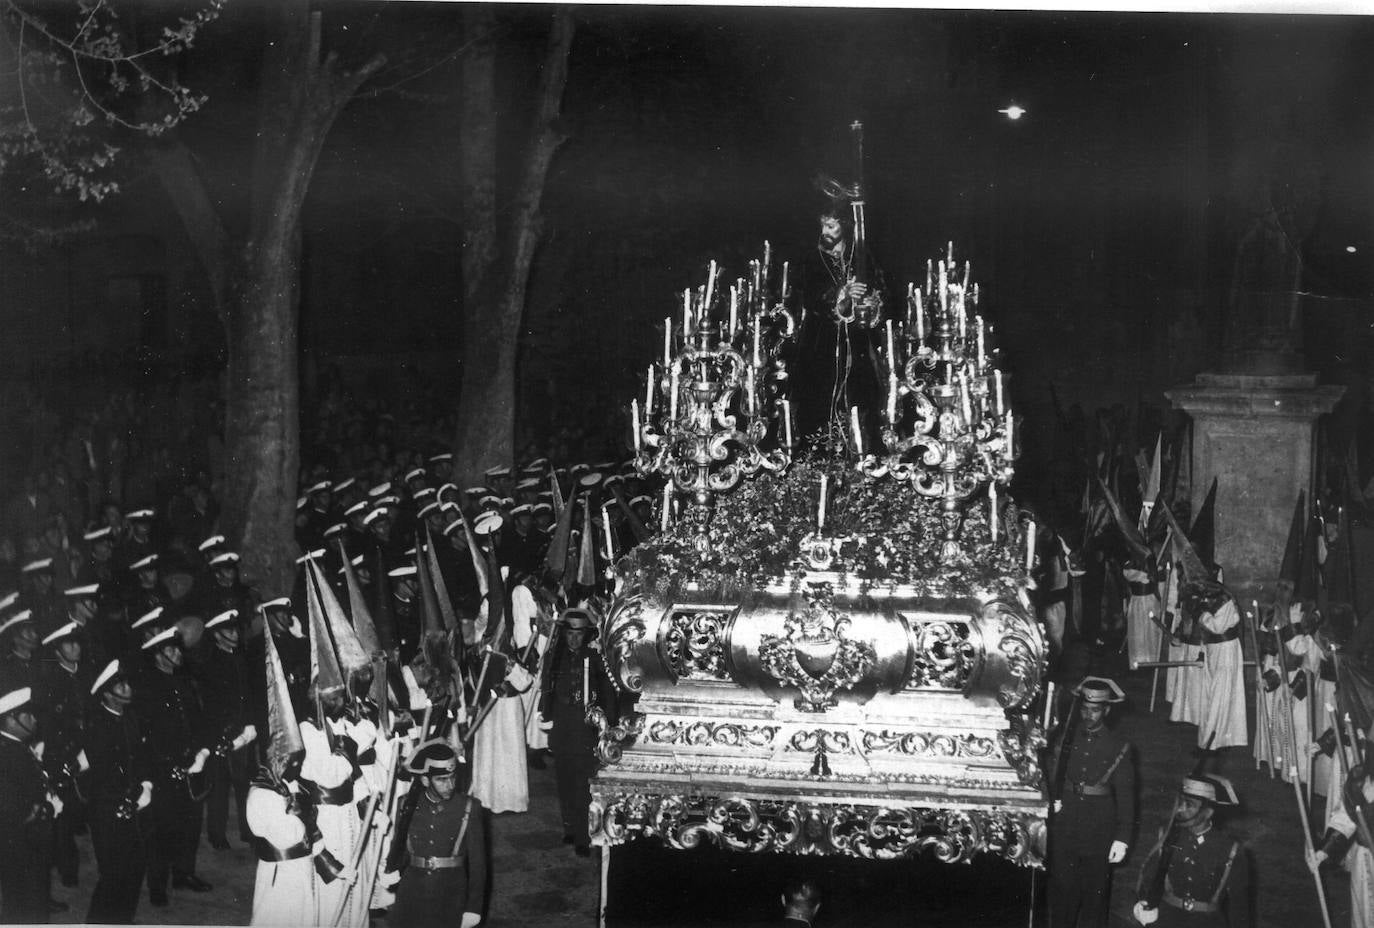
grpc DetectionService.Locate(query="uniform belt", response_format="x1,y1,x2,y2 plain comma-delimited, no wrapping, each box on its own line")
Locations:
1201,627,1240,645
254,837,312,863
1162,890,1218,914
410,853,464,870
1069,782,1112,797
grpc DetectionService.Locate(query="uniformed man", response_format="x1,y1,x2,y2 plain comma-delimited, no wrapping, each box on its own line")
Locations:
35,620,91,889
1308,758,1374,928
1046,676,1136,928
125,554,165,620
19,558,63,633
537,607,617,856
77,526,118,587
115,509,159,580
84,660,153,924
192,609,256,849
0,683,58,923
199,552,258,642
1134,774,1251,927
136,626,214,905
389,739,486,928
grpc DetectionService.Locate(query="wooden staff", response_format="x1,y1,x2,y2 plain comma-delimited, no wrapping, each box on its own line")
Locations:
1332,705,1374,851
1148,610,1164,715
1276,627,1332,928
333,737,402,925
1245,606,1273,778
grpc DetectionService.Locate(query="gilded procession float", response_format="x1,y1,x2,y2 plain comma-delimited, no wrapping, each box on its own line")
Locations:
585,131,1051,869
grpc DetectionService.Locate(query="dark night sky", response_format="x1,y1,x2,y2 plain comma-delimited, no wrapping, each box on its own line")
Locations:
3,4,1371,458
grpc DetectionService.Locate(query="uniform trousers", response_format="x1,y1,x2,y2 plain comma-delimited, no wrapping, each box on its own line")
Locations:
0,833,50,923
86,810,146,924
553,752,599,846
1049,833,1112,928
146,777,203,891
51,797,81,884
206,749,251,844
392,863,474,928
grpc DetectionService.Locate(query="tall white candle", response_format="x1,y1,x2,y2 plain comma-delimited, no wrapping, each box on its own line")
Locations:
782,399,793,448
661,484,672,532
851,406,864,456
704,260,717,312
683,288,692,335
663,318,672,367
781,260,789,297
646,365,656,415
602,504,615,562
994,369,1003,415
1026,519,1036,573
752,315,762,367
915,289,925,341
669,366,679,420
976,316,986,368
886,319,897,369
631,399,641,454
959,373,973,425
1006,410,1015,458
583,656,590,707
989,481,998,542
818,475,828,531
887,376,898,425
729,286,738,338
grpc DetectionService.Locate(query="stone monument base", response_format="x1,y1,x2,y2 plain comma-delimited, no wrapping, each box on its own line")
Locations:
1165,372,1344,599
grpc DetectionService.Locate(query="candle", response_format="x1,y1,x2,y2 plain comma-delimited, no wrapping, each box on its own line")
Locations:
729,286,738,338
781,260,789,298
583,656,590,707
906,282,915,329
963,259,971,291
1026,519,1036,573
818,475,828,531
915,289,925,341
631,399,641,454
752,315,762,367
926,259,933,295
683,288,692,335
763,240,771,275
938,261,948,315
1006,410,1015,458
704,260,717,313
745,365,757,416
976,317,986,369
646,364,656,415
887,377,898,425
782,399,793,448
661,484,672,532
958,291,967,340
1042,681,1055,731
994,369,1004,415
886,319,897,370
851,406,864,456
663,318,672,367
989,481,998,542
959,373,973,425
602,504,615,562
669,366,679,420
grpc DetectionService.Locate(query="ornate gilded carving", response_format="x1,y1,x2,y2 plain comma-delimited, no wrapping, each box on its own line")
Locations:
997,715,1046,790
986,599,1045,710
661,608,732,681
758,584,875,711
603,590,649,694
647,719,780,749
587,706,645,766
860,729,997,759
590,791,1044,866
787,728,852,754
902,615,976,690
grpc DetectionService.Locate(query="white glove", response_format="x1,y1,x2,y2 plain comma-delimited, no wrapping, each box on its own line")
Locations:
1306,846,1327,874
1051,799,1063,814
1132,901,1158,925
379,869,403,889
1108,840,1128,863
137,781,153,810
461,913,482,928
372,811,392,833
186,747,211,775
538,715,553,732
76,749,90,772
33,740,45,762
47,794,65,818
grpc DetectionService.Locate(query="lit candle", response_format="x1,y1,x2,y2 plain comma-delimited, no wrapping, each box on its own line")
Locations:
926,259,933,295
646,364,656,415
745,365,757,416
763,240,771,275
661,484,672,532
663,318,672,367
631,399,641,453
704,260,717,312
782,399,793,448
818,475,828,531
1006,410,1015,458
1026,519,1036,573
781,260,789,297
886,319,897,370
683,288,693,335
887,376,898,425
602,504,615,562
959,373,973,425
669,366,679,420
583,656,590,707
914,289,925,341
989,481,998,542
851,406,864,456
938,261,948,315
752,315,762,367
729,286,738,338
994,369,1003,415
976,316,986,369
1042,680,1055,731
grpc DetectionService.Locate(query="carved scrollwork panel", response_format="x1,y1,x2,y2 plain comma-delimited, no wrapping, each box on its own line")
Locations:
659,607,734,682
900,613,977,690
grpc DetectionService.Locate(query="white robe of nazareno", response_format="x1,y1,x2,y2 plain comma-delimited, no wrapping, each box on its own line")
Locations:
1327,778,1374,928
247,784,320,927
302,719,370,927
1254,604,1313,784
1197,598,1247,749
1124,566,1163,668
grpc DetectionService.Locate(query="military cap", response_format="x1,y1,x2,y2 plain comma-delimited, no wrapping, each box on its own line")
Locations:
131,606,165,630
1073,676,1125,704
0,685,33,716
142,627,180,651
209,551,240,568
0,610,32,636
84,526,114,543
41,621,81,647
197,534,227,553
128,554,159,572
1180,774,1238,807
406,738,462,775
21,558,54,575
205,610,238,631
63,583,100,598
90,660,124,695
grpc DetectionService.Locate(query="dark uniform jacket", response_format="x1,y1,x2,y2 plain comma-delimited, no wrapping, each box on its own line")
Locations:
84,705,149,817
1138,825,1251,927
540,642,618,756
134,663,208,784
190,643,253,749
0,731,55,917
1048,723,1135,851
35,658,92,790
393,789,487,927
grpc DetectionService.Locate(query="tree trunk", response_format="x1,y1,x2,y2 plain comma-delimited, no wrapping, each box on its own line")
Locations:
453,9,575,484
202,1,383,597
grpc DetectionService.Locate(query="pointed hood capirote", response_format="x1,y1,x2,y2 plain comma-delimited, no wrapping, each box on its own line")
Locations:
307,558,370,681
264,627,304,783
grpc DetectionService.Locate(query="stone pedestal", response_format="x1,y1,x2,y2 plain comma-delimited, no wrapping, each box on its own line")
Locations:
1165,372,1344,597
